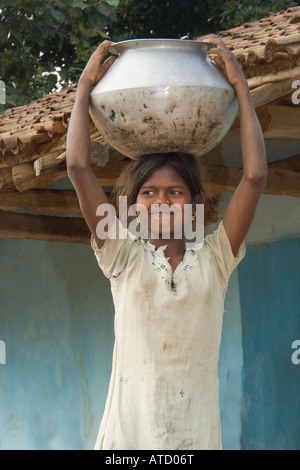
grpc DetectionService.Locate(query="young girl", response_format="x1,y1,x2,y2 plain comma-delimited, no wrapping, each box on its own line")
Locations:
66,39,267,450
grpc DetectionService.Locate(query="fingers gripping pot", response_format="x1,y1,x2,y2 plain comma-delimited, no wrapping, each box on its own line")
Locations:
89,39,238,159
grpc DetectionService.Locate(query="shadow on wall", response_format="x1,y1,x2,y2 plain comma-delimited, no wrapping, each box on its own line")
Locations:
239,238,300,450
0,238,114,450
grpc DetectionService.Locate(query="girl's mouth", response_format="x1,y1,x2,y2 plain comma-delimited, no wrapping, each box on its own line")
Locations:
151,211,174,216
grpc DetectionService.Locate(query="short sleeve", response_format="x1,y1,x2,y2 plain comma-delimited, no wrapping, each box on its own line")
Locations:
203,220,246,290
91,216,136,279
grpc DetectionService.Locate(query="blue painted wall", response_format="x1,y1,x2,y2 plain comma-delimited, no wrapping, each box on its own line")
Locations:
0,239,114,450
239,238,300,450
0,236,243,450
1,233,299,450
219,269,243,450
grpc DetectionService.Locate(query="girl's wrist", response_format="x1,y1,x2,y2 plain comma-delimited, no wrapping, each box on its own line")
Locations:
78,76,94,90
233,76,249,95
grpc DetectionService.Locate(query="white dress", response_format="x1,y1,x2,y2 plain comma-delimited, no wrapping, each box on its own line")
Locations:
91,217,245,450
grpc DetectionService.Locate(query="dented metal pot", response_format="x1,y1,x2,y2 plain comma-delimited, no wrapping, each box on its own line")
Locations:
89,39,238,159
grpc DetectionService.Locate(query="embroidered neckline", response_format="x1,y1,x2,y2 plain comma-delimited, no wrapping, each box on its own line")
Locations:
142,238,196,253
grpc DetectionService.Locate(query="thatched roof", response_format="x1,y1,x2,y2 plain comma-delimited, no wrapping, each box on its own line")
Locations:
200,6,300,80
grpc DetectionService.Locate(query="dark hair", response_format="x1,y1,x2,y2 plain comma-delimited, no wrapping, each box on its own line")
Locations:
110,152,207,213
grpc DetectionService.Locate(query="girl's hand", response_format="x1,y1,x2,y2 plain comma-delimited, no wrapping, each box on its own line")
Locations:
79,40,116,87
201,37,247,90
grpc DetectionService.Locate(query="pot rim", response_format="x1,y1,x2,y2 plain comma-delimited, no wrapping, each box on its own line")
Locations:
109,38,214,56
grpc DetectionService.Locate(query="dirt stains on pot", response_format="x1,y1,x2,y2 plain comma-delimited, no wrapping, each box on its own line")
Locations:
143,116,154,124
165,103,177,114
209,120,221,132
109,110,116,122
116,127,137,139
191,120,202,138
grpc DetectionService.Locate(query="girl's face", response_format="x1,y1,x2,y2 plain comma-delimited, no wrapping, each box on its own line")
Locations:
136,165,195,239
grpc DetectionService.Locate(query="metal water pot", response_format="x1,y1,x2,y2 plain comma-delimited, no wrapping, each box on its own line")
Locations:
89,39,238,159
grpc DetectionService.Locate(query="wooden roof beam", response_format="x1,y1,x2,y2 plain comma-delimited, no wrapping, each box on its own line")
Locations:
0,189,81,213
250,75,300,108
0,202,219,243
263,105,300,140
0,210,90,244
204,155,300,197
0,156,298,212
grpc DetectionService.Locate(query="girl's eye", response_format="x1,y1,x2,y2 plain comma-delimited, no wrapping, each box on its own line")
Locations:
142,190,154,195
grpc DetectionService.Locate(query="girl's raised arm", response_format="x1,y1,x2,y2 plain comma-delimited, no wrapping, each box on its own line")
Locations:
66,41,116,249
204,38,268,256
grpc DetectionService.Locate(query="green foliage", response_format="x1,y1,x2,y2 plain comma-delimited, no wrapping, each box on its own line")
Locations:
107,0,299,40
0,0,117,110
106,0,216,40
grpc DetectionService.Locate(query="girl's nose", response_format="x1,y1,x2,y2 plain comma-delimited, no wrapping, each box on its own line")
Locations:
154,198,170,206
